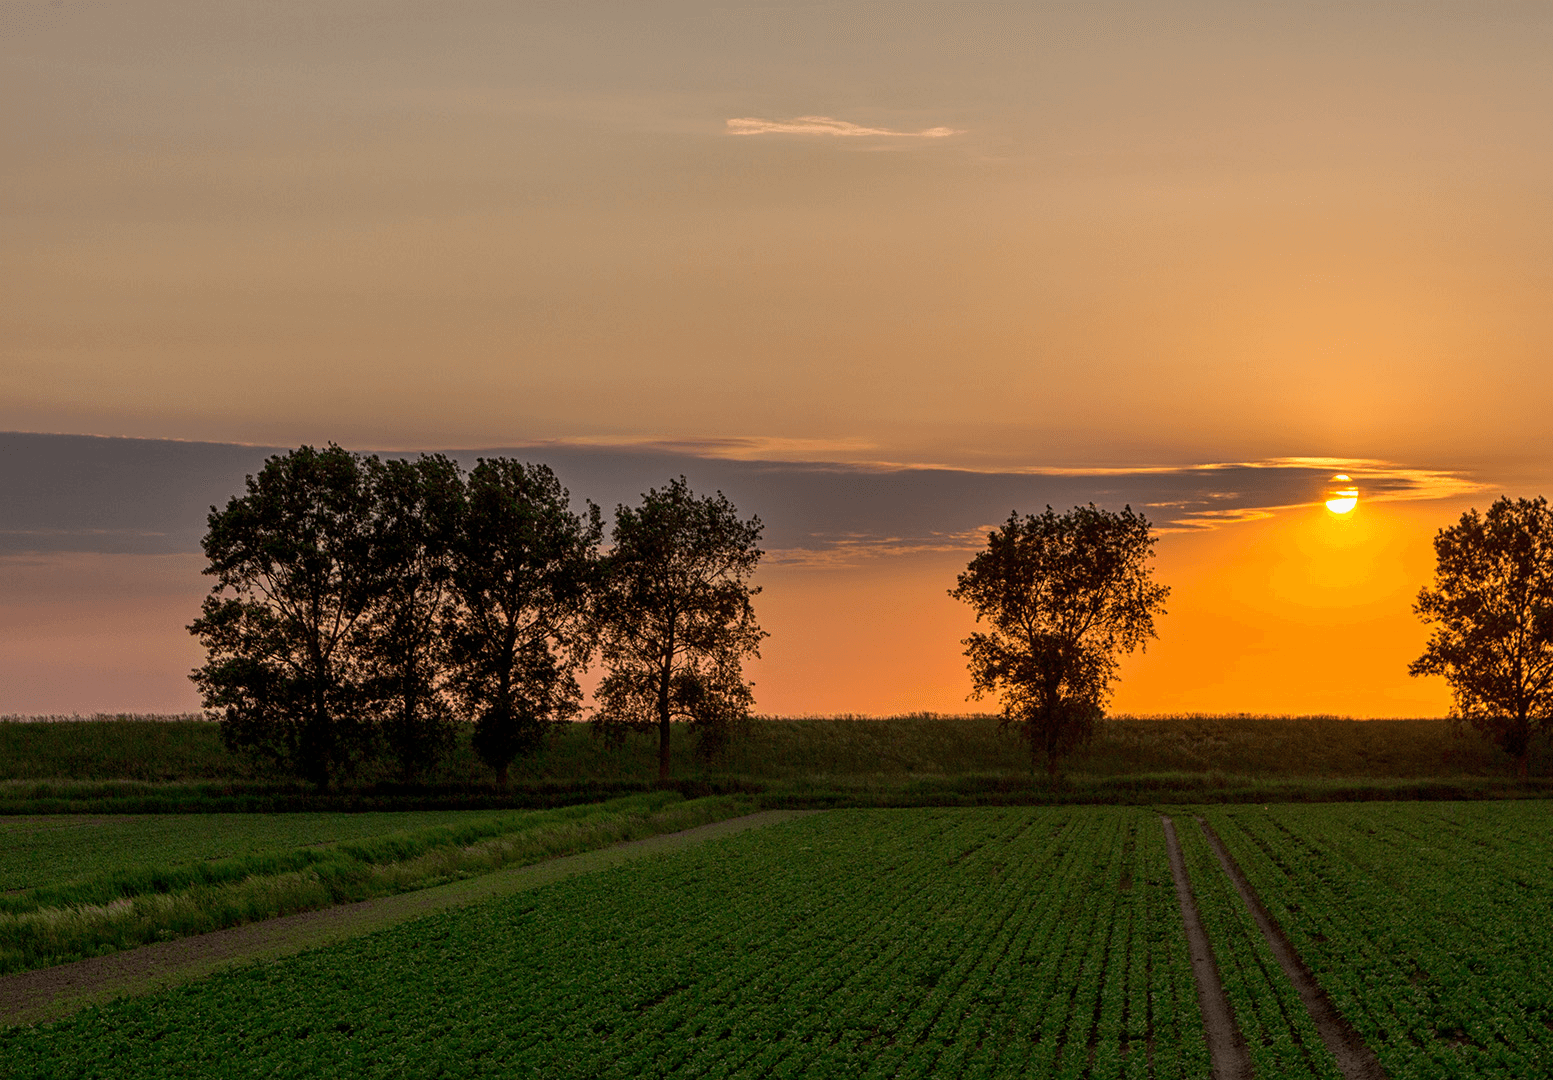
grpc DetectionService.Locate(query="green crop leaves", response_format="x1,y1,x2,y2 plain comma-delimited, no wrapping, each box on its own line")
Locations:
1203,801,1553,1079
3,807,1205,1079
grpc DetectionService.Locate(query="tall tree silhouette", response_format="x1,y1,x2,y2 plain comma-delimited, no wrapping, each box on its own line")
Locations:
189,445,379,790
1411,495,1553,778
360,453,463,781
593,477,765,782
951,505,1168,780
449,460,600,787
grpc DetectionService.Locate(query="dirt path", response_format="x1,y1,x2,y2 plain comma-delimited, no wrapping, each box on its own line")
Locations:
1196,816,1388,1080
1160,815,1253,1080
0,809,813,1028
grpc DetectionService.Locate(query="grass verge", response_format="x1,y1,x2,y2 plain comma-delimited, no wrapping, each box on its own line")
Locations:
0,791,754,976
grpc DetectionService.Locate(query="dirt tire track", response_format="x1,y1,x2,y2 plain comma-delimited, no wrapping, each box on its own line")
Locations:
1160,815,1253,1080
0,809,813,1028
1196,816,1388,1080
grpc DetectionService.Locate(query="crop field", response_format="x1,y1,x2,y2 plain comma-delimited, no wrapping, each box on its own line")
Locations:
1173,823,1340,1080
0,811,500,893
3,801,1550,1079
0,792,751,976
1,807,1209,1079
1202,801,1553,1079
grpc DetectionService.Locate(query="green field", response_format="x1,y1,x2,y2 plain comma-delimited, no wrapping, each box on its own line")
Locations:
1173,822,1340,1079
3,802,1551,1077
3,713,1548,785
0,811,499,893
0,793,753,976
1203,801,1553,1078
1,808,1211,1079
2,794,1550,1077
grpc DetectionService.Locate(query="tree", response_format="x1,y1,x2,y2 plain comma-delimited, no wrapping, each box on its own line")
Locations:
360,454,464,782
950,505,1168,780
1410,496,1553,779
593,477,765,782
188,445,379,790
449,459,600,787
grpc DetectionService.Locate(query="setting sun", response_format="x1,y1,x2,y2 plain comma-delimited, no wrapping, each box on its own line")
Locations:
1325,475,1359,515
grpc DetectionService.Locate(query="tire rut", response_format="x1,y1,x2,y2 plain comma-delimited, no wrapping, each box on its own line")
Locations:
1195,816,1388,1080
1160,815,1253,1080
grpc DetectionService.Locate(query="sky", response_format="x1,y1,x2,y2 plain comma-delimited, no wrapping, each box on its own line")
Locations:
5,1,1552,717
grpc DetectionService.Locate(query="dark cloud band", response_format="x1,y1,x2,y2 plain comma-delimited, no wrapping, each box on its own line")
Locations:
0,433,1478,560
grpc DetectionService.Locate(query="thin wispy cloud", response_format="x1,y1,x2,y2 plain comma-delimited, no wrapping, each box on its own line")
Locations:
726,116,962,138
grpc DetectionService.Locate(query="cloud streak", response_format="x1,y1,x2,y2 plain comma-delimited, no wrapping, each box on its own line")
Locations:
726,116,962,138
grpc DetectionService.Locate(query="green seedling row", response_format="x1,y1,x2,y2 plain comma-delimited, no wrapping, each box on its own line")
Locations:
1204,801,1553,1079
1174,821,1341,1080
1,807,1207,1079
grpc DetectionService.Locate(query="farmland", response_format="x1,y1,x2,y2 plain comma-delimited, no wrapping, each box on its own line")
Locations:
1173,823,1340,1080
0,811,498,893
0,792,754,976
1,800,1551,1078
1202,801,1553,1078
0,807,1209,1079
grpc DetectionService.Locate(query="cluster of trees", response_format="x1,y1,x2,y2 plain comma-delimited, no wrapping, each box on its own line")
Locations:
189,446,764,790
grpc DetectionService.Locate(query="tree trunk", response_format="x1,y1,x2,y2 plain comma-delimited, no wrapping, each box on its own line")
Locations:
658,664,673,784
658,710,672,784
1517,752,1529,781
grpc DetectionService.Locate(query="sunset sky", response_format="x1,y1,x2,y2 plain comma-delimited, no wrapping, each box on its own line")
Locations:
5,2,1553,717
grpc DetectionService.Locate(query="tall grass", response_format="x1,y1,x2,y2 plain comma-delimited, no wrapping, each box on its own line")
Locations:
2,712,1547,805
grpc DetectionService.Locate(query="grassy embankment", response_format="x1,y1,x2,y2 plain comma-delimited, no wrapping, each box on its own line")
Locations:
0,790,754,976
1,713,1549,812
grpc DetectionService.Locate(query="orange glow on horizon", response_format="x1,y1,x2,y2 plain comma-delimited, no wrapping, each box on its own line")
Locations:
749,497,1463,719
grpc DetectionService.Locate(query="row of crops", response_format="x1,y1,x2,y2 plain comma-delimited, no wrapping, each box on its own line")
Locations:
1204,802,1553,1079
1174,822,1342,1080
2,807,1209,1079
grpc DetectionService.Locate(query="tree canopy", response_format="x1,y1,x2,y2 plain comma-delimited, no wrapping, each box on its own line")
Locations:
359,453,464,782
1410,495,1553,778
592,477,765,782
449,459,600,787
189,445,381,790
190,448,601,789
950,504,1168,778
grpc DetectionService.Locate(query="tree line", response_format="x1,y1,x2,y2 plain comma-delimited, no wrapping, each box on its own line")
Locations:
189,446,764,790
192,446,1553,789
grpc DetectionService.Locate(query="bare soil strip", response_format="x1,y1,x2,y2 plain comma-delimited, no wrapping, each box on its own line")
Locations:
1160,815,1253,1080
1196,817,1388,1080
0,809,812,1028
